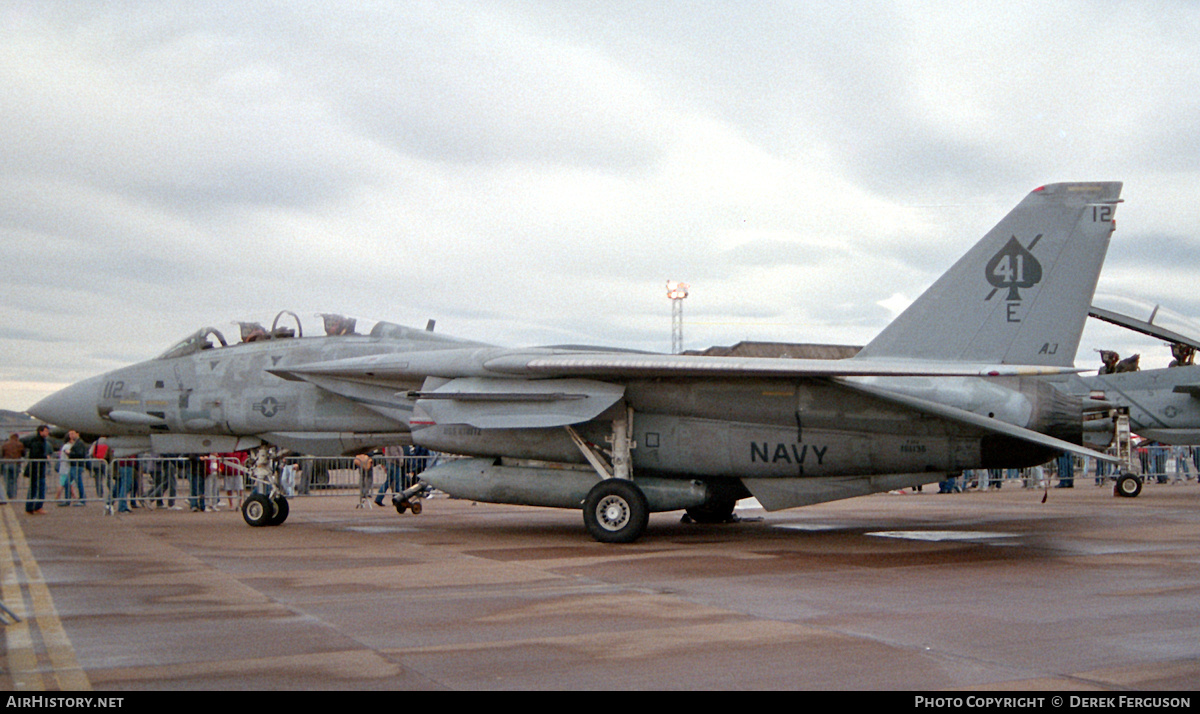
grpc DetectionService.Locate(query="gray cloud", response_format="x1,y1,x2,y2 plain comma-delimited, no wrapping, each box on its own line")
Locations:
3,1,1200,409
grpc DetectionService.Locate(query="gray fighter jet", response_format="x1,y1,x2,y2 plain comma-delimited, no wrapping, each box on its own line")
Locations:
28,312,487,457
1080,368,1200,448
30,182,1124,542
1057,302,1200,447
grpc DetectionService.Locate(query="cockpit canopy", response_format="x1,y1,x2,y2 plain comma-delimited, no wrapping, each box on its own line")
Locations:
154,311,449,360
156,327,229,360
1092,294,1200,346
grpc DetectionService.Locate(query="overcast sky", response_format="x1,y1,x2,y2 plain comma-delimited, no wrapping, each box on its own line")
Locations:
4,1,1200,412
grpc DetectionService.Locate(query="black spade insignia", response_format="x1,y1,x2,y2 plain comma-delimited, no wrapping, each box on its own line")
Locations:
985,235,1042,301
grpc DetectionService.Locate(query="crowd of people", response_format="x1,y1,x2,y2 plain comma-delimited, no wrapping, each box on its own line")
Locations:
1,429,434,515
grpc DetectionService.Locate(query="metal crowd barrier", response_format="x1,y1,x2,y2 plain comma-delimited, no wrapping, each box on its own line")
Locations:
0,454,440,511
947,445,1199,491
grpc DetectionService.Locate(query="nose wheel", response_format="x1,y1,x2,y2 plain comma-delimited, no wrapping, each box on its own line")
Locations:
1114,472,1142,498
243,493,289,526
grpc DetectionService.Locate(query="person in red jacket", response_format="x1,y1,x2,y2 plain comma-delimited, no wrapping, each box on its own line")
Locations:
89,437,111,498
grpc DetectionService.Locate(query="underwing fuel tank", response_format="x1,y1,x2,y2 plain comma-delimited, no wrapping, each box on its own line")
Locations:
421,458,710,512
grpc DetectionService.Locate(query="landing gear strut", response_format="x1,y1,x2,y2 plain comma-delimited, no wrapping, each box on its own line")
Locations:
570,406,650,543
1109,408,1141,499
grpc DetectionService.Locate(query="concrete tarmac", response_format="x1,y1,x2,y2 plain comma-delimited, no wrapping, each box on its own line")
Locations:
2,482,1198,691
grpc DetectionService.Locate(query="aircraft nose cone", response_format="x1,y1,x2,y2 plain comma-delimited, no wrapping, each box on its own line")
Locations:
27,377,106,433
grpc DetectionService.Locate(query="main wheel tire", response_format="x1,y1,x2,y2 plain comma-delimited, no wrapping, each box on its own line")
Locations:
242,493,273,527
583,480,649,544
1114,473,1142,498
267,495,289,526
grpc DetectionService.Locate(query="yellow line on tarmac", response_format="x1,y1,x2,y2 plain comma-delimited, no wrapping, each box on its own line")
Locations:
0,506,90,691
0,504,43,690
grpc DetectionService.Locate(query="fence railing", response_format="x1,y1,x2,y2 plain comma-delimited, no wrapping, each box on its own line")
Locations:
940,445,1199,491
0,454,438,510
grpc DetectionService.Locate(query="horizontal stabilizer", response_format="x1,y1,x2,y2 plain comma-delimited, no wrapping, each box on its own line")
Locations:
839,379,1118,464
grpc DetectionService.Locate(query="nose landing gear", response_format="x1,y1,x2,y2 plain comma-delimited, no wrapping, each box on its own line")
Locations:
243,492,289,527
240,446,290,527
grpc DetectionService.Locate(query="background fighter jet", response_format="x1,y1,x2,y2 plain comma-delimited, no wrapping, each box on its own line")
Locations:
268,182,1124,542
1049,301,1200,447
30,183,1124,542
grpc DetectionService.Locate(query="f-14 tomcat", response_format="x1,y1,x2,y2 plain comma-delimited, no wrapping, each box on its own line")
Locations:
30,182,1124,542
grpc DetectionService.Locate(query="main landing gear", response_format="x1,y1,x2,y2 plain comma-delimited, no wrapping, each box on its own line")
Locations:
571,406,660,544
569,406,745,543
583,479,649,544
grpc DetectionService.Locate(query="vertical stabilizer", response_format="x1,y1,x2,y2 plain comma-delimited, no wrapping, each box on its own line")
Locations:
856,182,1122,366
